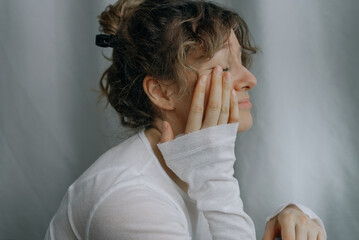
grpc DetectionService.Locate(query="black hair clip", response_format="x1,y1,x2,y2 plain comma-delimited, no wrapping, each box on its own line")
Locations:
95,34,116,48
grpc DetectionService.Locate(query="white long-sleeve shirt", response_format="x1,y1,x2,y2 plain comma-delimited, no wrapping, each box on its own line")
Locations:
45,123,324,239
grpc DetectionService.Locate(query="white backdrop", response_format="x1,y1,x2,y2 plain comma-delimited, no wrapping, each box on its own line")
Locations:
0,0,358,239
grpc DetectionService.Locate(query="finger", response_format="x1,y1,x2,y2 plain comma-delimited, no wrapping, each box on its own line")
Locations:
295,225,307,240
318,231,326,240
184,75,207,134
160,121,174,143
228,89,239,123
202,66,223,128
279,221,295,240
307,230,317,240
262,219,278,240
218,72,232,125
311,220,326,240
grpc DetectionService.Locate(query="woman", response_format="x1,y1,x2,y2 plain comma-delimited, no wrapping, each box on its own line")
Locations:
45,0,326,239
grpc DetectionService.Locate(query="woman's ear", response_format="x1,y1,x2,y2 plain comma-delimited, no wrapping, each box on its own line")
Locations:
143,75,175,111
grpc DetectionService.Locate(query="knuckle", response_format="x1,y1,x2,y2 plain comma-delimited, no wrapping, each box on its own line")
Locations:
298,215,309,225
312,220,323,230
278,211,294,223
221,105,229,114
319,231,326,239
191,104,204,114
208,101,220,111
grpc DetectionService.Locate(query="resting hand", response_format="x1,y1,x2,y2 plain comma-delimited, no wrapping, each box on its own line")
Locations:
263,204,326,240
161,66,238,143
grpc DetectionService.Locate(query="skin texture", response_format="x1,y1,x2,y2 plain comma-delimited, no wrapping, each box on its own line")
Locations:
154,30,257,136
143,30,326,240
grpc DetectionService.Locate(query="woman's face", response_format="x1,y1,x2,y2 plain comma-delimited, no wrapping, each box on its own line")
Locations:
172,30,257,133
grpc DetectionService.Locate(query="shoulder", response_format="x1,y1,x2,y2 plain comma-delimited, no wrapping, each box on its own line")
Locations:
68,130,156,215
63,130,190,238
76,130,151,182
87,184,191,240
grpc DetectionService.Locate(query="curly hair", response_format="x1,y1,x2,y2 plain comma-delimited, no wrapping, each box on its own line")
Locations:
97,0,257,129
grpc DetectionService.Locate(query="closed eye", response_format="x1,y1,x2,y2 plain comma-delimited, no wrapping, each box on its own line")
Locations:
204,66,230,72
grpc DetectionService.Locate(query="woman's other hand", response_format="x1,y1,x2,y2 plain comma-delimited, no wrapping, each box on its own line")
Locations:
161,66,238,143
263,204,326,240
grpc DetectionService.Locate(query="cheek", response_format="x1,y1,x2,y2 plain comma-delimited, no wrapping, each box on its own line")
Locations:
176,86,253,132
198,76,253,132
237,109,253,132
178,95,192,121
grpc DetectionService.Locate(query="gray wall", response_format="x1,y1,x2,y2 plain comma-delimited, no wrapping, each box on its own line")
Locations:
0,0,358,239
225,0,359,239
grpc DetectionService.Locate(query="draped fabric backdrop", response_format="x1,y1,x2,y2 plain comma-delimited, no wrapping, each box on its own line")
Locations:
0,0,358,239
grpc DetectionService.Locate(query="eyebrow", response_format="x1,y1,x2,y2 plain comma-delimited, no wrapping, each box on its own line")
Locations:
203,43,242,71
220,42,243,61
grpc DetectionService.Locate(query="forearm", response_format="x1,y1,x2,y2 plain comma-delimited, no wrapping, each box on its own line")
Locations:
158,123,255,240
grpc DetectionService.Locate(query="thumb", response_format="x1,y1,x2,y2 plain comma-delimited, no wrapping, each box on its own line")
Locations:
262,219,279,240
160,121,174,143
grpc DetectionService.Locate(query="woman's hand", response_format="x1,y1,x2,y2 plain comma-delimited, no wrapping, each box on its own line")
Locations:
263,204,326,240
161,66,238,143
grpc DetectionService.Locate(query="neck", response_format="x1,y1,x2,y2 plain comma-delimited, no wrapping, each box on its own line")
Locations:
144,120,188,193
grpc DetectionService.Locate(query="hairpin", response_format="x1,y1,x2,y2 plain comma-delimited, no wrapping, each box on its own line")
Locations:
95,34,116,48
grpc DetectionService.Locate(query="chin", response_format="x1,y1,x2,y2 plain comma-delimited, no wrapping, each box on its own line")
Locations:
236,111,253,132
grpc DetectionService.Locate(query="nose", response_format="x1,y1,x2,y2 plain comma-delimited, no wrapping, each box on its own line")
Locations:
231,65,257,91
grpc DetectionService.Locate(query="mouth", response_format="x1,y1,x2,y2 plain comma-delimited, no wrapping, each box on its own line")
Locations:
238,98,252,109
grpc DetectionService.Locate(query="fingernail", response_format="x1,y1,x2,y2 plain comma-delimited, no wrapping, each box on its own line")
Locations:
232,89,236,96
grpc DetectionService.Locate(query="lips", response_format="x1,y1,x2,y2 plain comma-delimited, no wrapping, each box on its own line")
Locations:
237,97,252,108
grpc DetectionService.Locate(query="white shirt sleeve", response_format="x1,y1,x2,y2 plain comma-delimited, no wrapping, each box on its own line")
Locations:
157,123,256,240
157,123,327,239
